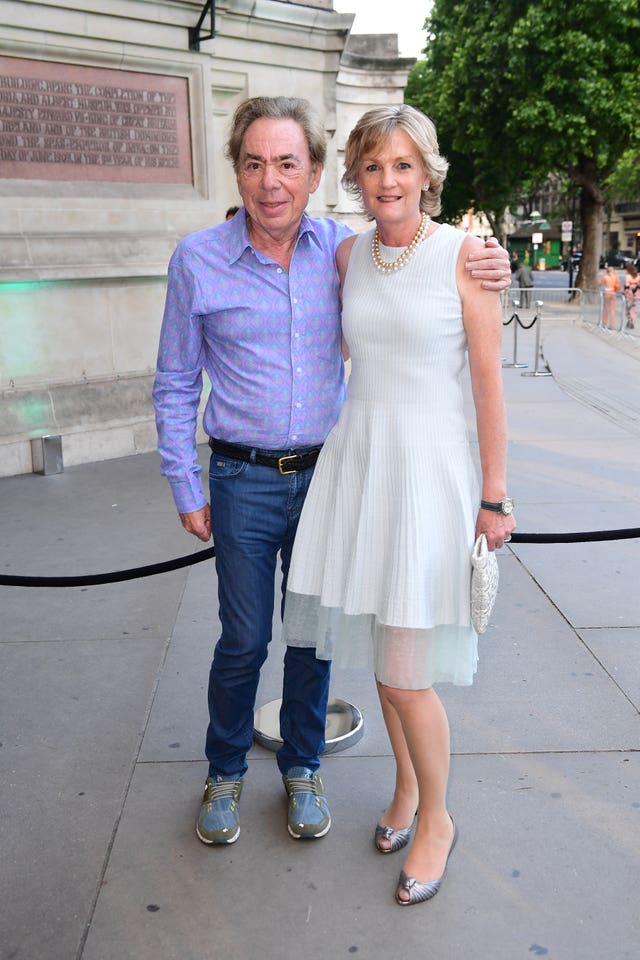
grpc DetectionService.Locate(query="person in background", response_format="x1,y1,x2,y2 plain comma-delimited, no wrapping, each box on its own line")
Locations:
598,265,621,330
153,95,512,850
225,205,240,220
282,104,515,905
623,263,639,330
516,260,533,308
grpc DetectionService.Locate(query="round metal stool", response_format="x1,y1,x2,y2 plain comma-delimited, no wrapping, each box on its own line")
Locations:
253,696,364,755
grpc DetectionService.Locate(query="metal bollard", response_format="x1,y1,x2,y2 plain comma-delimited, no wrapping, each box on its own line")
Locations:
522,301,552,377
502,299,528,369
31,434,64,475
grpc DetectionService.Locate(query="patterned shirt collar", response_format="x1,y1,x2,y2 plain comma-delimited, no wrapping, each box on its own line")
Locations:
227,209,322,265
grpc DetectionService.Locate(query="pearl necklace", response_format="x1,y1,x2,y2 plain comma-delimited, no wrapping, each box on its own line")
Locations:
371,213,431,273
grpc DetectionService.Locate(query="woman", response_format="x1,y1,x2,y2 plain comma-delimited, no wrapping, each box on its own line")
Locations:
598,265,621,330
282,105,516,905
623,263,639,330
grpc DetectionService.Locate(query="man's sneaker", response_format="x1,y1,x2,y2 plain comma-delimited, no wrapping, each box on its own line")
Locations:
282,766,331,839
195,774,243,845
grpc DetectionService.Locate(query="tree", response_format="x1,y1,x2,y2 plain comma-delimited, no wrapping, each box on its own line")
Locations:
607,146,640,201
406,0,521,236
407,0,640,288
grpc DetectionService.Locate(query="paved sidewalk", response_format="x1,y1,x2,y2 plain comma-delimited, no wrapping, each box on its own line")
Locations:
1,320,639,960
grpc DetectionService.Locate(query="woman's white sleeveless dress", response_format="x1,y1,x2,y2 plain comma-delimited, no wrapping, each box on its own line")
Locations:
282,222,479,689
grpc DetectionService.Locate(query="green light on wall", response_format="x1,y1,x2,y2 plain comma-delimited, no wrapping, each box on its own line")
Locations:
0,280,60,382
18,394,55,431
0,281,54,292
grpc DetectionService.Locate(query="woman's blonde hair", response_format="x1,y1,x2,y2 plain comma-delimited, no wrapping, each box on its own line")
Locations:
342,104,449,219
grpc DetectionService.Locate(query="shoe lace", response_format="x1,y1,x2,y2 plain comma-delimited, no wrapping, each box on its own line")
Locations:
205,780,241,804
286,775,320,797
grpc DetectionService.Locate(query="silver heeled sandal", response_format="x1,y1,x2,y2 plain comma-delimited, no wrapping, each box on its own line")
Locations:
374,813,417,854
395,818,458,905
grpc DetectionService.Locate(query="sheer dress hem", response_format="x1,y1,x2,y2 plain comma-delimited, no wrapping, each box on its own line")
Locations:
282,590,477,690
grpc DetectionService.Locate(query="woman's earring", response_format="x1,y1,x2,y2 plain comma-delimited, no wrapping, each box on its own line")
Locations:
423,183,430,192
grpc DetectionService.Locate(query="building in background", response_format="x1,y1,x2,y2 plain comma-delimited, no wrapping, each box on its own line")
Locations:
0,0,414,477
504,175,638,271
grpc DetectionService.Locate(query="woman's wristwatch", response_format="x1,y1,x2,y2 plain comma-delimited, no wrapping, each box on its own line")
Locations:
480,498,514,515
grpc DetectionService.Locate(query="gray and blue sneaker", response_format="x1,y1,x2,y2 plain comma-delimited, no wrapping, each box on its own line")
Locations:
196,774,243,845
282,766,331,839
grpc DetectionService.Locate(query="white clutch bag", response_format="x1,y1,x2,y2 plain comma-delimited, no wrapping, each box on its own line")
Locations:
470,534,499,634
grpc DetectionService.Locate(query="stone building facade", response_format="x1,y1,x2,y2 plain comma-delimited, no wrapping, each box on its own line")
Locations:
0,0,414,476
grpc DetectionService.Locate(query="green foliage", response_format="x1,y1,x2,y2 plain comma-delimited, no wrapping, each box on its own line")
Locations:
505,0,640,183
407,0,640,225
606,147,640,199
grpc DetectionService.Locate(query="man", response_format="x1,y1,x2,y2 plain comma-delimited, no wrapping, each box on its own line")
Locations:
516,261,534,308
153,96,511,846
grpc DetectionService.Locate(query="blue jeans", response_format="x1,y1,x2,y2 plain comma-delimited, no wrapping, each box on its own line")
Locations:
205,447,331,779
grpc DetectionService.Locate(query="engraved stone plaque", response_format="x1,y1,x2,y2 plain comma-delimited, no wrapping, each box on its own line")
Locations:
0,57,193,184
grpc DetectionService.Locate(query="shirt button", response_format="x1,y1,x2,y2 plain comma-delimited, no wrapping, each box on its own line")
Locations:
277,267,283,274
296,367,302,373
296,402,302,408
293,298,298,304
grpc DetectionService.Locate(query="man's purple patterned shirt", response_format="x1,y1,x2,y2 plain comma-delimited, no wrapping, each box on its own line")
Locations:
153,211,352,513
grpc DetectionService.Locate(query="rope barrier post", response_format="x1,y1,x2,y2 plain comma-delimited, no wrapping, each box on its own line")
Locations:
521,300,552,377
502,298,528,369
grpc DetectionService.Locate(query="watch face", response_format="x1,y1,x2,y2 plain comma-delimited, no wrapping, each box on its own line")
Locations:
502,498,514,515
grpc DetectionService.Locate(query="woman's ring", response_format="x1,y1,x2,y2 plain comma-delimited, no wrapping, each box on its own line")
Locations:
504,535,512,543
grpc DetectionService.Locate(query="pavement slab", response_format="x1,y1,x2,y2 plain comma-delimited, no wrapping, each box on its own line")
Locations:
80,753,640,960
0,637,167,960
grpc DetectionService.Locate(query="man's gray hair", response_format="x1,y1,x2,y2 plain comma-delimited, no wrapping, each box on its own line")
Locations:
226,97,327,171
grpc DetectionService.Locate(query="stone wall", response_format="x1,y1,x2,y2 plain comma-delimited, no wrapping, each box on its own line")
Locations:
0,1,414,477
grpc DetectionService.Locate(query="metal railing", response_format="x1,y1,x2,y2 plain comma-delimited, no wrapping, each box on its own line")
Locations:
590,289,639,338
500,286,592,322
500,286,639,373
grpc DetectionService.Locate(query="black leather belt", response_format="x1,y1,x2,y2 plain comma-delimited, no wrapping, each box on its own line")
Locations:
208,438,322,475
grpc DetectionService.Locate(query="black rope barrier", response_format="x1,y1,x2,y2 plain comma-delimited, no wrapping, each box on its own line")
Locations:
503,311,538,331
0,546,216,588
510,527,640,544
0,528,638,588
